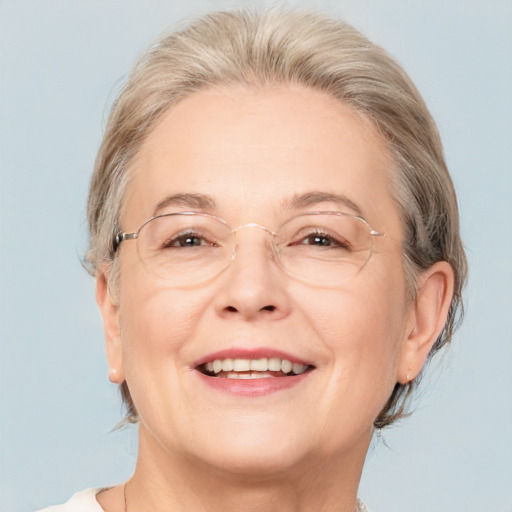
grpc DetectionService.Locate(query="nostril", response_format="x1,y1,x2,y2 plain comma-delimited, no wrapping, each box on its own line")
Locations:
222,304,277,315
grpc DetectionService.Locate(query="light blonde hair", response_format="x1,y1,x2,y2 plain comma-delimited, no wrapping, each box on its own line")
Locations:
85,8,467,428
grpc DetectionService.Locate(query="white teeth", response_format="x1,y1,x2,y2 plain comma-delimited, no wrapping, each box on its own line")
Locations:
268,357,281,371
232,359,251,371
236,372,273,379
281,359,292,373
206,357,309,376
250,358,268,371
292,362,307,374
221,359,234,371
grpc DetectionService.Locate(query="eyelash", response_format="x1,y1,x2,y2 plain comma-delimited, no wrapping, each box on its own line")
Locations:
162,230,216,248
157,224,354,251
291,229,351,249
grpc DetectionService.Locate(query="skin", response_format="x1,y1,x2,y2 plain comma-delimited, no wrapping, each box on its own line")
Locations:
96,85,454,512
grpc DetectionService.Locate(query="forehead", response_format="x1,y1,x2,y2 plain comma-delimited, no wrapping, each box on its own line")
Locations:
124,85,401,235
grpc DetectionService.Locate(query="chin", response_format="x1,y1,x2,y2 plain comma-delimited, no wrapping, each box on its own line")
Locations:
198,445,309,479
180,418,315,477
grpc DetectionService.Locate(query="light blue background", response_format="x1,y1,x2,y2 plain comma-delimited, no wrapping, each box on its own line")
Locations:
1,1,511,511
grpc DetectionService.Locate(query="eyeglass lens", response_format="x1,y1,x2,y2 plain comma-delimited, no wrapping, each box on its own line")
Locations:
135,212,375,286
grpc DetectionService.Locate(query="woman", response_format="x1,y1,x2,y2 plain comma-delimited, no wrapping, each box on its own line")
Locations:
39,7,466,512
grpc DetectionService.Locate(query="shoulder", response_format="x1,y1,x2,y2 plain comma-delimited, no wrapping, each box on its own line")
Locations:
36,488,105,512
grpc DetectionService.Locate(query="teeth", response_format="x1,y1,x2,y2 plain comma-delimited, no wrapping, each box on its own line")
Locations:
221,359,234,371
250,358,268,371
232,359,251,371
206,357,309,376
268,357,281,371
234,372,273,379
281,359,292,373
292,362,307,374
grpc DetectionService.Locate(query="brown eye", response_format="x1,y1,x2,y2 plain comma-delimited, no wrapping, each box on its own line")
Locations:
163,232,209,248
297,231,351,250
303,234,336,247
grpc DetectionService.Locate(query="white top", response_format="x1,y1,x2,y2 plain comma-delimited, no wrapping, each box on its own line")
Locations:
36,488,370,511
36,488,104,512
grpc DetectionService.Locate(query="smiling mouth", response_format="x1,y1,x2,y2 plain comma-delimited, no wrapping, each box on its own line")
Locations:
198,357,314,379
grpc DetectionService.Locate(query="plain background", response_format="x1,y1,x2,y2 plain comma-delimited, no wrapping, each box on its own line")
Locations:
1,1,511,511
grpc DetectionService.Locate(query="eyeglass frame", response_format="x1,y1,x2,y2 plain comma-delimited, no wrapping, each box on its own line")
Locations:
112,210,388,284
114,210,385,247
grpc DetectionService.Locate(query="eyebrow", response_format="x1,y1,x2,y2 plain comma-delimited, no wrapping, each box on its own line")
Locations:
153,193,216,216
152,191,365,218
283,192,365,218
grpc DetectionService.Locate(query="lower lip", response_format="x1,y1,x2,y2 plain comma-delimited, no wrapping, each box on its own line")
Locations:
196,371,312,397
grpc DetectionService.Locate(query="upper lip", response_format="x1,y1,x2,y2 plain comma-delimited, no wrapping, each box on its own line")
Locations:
192,347,313,369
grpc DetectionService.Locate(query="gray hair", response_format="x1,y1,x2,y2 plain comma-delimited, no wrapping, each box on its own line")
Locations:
85,8,467,428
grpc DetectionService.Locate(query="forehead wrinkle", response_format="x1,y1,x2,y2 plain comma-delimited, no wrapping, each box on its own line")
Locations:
153,193,217,216
282,191,366,218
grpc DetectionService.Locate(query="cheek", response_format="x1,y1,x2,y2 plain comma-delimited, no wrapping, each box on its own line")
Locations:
303,264,409,381
118,276,213,371
116,280,216,429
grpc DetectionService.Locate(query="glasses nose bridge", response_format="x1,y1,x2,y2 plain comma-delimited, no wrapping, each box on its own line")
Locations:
229,222,279,261
232,222,277,237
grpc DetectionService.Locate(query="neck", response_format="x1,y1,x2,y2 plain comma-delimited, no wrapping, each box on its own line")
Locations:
125,424,370,512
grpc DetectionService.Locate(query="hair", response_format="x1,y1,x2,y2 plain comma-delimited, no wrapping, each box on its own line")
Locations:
85,8,467,429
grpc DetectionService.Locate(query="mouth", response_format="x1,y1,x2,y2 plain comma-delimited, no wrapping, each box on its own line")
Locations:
193,349,315,396
198,357,314,379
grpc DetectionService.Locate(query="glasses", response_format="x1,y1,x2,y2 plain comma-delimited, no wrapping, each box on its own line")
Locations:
114,211,386,287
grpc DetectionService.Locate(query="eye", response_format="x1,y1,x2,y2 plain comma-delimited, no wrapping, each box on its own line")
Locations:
302,233,337,247
162,230,214,248
294,229,352,250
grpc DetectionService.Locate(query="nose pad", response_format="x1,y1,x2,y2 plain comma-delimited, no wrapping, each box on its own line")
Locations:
229,222,280,267
231,235,278,265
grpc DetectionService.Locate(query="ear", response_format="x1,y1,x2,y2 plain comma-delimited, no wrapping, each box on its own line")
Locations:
397,261,455,384
96,268,125,384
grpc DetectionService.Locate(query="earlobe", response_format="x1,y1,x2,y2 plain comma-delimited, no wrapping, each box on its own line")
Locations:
397,261,455,384
96,269,125,383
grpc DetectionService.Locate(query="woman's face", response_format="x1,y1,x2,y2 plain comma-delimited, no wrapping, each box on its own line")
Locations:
102,85,416,475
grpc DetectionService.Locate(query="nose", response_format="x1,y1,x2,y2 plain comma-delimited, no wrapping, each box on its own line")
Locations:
214,226,291,321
